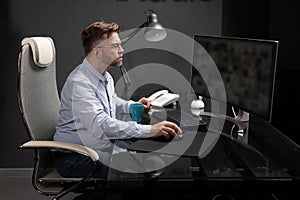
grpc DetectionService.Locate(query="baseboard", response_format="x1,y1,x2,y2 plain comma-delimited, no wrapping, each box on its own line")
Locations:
0,168,33,177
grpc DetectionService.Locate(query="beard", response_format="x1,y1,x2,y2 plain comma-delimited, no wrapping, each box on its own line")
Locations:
103,55,123,67
109,58,122,67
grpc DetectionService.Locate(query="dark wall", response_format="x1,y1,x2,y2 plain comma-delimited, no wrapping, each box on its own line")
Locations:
222,0,270,39
1,0,222,167
222,0,300,145
269,1,300,144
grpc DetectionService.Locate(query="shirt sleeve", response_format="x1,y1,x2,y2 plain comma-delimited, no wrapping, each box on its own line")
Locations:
72,80,151,140
115,93,133,114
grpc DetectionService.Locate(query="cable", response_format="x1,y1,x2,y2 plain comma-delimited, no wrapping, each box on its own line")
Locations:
230,123,236,137
231,106,237,118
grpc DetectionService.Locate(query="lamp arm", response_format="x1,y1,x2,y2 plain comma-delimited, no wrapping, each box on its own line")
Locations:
119,9,159,89
120,22,148,87
121,21,149,45
120,65,131,86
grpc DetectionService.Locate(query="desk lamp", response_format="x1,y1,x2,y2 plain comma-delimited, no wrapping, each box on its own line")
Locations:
120,9,167,86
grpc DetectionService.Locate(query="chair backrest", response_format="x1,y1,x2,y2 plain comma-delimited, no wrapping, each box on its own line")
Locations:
18,36,60,141
18,37,62,195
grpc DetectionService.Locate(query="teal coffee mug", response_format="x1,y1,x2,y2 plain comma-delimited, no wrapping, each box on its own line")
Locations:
130,103,144,123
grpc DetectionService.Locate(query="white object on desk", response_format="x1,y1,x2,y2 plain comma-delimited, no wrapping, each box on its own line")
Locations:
148,89,168,102
191,96,205,119
149,90,180,107
191,96,205,109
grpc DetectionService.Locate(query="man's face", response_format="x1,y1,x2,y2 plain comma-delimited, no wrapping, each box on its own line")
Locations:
98,32,124,67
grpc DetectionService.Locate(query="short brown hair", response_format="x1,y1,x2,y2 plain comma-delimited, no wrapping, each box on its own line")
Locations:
81,20,120,55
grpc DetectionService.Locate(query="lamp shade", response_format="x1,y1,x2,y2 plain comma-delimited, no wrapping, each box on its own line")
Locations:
144,13,167,42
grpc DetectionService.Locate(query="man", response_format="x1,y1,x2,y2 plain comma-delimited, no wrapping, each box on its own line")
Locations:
53,20,182,178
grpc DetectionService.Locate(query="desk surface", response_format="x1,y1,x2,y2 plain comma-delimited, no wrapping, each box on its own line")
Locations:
108,107,300,192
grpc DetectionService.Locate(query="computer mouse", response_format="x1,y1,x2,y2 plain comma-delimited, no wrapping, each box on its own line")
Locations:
174,133,183,140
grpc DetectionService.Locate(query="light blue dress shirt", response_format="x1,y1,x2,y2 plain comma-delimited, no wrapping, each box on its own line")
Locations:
53,59,151,157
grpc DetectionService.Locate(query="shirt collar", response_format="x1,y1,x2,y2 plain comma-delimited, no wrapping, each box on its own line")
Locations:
83,58,110,83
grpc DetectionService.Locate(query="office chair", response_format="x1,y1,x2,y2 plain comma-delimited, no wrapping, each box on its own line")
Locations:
17,36,104,200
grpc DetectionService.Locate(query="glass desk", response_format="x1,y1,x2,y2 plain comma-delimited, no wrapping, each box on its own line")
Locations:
106,108,300,199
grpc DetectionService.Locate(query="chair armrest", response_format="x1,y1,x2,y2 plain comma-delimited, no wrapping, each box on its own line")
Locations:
19,141,99,162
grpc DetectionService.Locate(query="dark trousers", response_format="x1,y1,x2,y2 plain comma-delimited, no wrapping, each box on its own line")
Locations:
54,152,109,179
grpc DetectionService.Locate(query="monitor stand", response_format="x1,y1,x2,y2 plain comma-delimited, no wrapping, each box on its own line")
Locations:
199,109,249,143
233,109,249,143
234,109,249,122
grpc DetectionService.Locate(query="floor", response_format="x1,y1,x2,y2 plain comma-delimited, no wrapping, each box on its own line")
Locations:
0,168,78,200
0,176,55,200
0,168,294,200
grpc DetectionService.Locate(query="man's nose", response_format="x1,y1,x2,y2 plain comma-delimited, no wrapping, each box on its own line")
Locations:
119,46,124,53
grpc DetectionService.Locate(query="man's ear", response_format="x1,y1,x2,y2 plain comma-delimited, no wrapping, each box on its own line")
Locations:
94,49,102,59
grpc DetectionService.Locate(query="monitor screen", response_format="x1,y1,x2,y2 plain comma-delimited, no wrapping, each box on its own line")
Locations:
191,35,278,122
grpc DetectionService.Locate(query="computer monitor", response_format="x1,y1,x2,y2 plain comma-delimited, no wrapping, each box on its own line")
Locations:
191,35,279,122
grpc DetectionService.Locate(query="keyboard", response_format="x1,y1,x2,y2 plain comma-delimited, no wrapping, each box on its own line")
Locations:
166,109,207,128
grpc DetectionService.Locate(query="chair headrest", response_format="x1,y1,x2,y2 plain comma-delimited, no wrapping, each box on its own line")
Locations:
21,37,55,67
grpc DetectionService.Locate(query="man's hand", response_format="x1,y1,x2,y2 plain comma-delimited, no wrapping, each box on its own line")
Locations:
138,97,151,112
150,121,182,139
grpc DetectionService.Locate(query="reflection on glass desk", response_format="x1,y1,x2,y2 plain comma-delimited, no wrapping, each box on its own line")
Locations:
110,108,300,194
